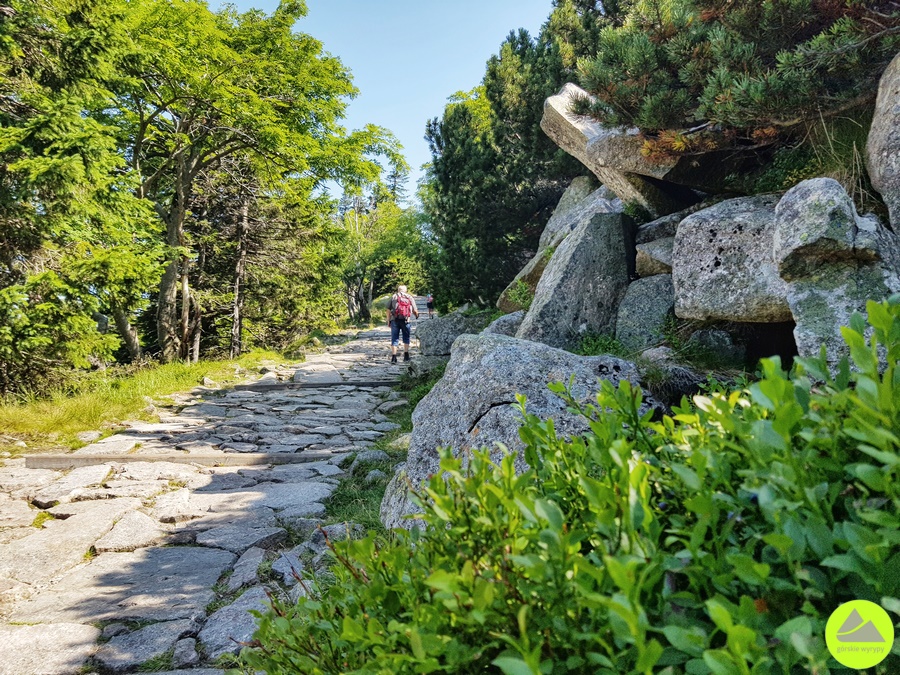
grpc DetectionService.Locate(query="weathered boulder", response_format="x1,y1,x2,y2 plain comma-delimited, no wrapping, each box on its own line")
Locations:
482,311,525,337
774,178,900,367
541,84,679,215
774,178,885,276
498,182,622,313
539,176,600,250
867,52,900,228
542,84,757,212
416,310,492,356
380,333,656,530
673,195,791,322
516,211,629,349
615,275,674,352
635,237,674,277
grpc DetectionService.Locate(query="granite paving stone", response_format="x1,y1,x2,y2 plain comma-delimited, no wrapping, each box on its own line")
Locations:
0,623,100,675
10,547,236,623
94,619,197,673
226,546,265,592
195,525,286,554
198,586,270,660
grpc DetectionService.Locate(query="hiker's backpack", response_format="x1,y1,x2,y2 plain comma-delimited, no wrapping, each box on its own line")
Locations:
394,294,413,322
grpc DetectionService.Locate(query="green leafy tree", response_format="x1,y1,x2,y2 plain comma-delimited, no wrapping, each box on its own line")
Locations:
108,0,393,361
0,0,157,390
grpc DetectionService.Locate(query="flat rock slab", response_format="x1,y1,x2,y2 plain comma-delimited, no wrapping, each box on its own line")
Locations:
191,481,335,513
227,546,265,592
114,461,202,482
0,498,140,584
10,546,235,624
72,437,139,456
195,525,286,554
192,473,257,492
95,619,197,673
293,363,342,384
199,585,270,660
0,467,58,493
31,464,113,508
0,494,36,528
0,622,100,675
74,480,169,501
94,511,167,553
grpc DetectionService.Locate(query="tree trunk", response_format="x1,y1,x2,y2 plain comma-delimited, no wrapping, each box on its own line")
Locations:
112,305,142,362
230,198,250,359
190,295,202,364
356,281,371,321
157,259,180,362
179,259,191,360
156,162,188,363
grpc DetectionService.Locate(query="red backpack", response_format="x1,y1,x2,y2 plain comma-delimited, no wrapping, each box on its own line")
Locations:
393,293,413,322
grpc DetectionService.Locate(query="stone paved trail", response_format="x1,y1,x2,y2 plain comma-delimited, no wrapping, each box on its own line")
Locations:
0,313,428,675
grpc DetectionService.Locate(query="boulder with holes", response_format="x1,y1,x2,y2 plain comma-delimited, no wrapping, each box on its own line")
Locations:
380,333,659,530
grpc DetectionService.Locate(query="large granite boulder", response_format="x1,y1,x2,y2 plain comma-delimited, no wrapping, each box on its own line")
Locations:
774,178,900,367
416,310,492,356
541,84,757,213
673,195,792,322
615,275,675,352
541,84,679,215
498,180,621,313
867,53,900,228
482,311,525,337
539,176,602,250
380,333,656,530
516,210,629,349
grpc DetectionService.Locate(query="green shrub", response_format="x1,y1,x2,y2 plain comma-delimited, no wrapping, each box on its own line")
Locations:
506,280,535,312
243,299,900,674
574,332,630,358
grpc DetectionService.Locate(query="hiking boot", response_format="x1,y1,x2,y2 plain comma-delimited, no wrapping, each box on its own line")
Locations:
390,354,398,364
403,352,411,362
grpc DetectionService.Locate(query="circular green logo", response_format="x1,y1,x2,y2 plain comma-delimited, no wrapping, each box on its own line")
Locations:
826,600,894,669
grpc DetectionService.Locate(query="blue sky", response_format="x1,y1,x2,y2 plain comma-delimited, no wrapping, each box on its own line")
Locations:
224,0,554,197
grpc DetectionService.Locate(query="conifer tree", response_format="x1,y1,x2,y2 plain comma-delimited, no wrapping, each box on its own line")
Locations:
577,0,900,137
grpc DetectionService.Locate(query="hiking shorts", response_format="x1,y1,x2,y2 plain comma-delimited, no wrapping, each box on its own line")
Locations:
391,320,410,346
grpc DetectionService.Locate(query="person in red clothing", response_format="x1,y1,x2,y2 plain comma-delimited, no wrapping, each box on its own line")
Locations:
387,285,419,363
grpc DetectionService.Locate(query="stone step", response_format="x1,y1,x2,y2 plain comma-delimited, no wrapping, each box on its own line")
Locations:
233,379,399,392
24,451,339,470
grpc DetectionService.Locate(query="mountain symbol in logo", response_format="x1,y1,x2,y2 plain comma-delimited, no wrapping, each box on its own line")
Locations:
836,609,886,643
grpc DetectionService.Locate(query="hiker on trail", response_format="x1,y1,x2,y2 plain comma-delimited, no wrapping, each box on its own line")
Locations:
426,292,434,319
388,284,419,364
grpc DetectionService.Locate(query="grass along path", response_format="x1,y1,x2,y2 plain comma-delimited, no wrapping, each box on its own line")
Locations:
323,363,447,532
0,349,291,456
